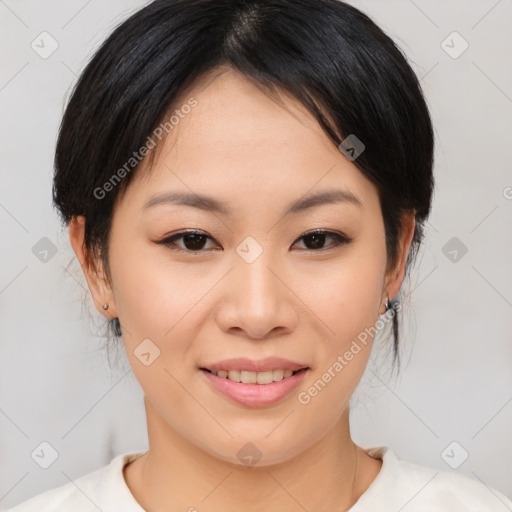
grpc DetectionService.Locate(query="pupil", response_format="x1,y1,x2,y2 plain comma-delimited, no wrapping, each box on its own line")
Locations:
306,233,325,249
184,233,206,250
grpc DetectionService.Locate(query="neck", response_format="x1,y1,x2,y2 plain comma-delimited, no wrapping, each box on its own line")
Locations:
124,399,380,512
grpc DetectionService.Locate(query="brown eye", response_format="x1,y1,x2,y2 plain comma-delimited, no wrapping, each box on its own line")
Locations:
292,230,352,251
157,230,219,252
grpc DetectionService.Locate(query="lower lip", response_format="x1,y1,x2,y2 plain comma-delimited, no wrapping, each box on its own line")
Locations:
201,368,309,408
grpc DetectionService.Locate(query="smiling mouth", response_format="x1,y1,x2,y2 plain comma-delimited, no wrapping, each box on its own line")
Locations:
200,368,308,385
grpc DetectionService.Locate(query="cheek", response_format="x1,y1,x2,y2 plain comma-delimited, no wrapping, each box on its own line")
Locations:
303,248,386,343
107,238,226,400
295,239,387,411
107,241,206,411
108,237,209,338
293,258,384,428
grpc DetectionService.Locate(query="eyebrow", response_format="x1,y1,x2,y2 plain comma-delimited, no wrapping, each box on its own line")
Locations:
142,188,363,216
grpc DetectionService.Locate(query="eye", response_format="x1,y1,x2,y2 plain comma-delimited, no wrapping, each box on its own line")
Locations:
156,229,352,253
156,230,219,252
292,229,352,251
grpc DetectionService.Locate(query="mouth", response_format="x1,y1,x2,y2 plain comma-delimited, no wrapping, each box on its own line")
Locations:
200,365,310,408
200,367,309,385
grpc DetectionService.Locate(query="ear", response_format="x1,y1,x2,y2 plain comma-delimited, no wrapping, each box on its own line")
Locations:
68,215,118,318
380,210,416,313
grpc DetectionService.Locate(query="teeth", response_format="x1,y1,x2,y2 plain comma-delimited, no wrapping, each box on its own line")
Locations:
273,369,284,381
256,371,273,384
240,370,257,384
209,368,301,384
228,370,241,382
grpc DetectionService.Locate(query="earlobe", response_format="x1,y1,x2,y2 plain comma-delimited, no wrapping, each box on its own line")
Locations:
68,215,118,317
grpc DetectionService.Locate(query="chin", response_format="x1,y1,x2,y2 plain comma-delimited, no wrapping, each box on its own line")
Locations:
198,432,313,469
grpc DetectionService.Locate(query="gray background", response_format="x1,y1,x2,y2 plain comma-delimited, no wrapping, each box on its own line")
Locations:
1,0,511,509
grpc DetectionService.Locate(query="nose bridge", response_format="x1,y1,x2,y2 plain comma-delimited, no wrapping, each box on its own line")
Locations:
235,243,280,315
218,240,297,338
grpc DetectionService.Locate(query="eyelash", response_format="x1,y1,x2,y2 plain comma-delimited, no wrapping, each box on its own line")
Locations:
156,229,352,253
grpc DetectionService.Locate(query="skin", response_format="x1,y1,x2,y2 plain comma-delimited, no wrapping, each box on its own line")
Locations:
69,66,415,511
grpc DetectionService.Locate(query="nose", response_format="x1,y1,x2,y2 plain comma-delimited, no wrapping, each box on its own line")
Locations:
214,250,299,340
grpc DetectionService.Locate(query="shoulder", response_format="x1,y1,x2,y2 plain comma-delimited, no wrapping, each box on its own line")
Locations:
4,466,106,512
395,457,512,510
358,446,512,512
5,451,146,512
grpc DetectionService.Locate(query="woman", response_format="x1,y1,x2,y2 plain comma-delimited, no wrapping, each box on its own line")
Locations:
7,0,511,510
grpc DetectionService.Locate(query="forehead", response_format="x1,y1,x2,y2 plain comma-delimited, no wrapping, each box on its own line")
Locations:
167,68,334,156
125,67,378,213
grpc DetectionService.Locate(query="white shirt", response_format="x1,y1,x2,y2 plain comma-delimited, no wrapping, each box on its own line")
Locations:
5,446,512,511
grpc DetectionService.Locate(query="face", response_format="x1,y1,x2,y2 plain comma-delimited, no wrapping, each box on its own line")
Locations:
76,67,412,466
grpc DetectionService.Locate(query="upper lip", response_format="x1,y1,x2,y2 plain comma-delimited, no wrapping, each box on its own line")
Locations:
201,357,309,373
